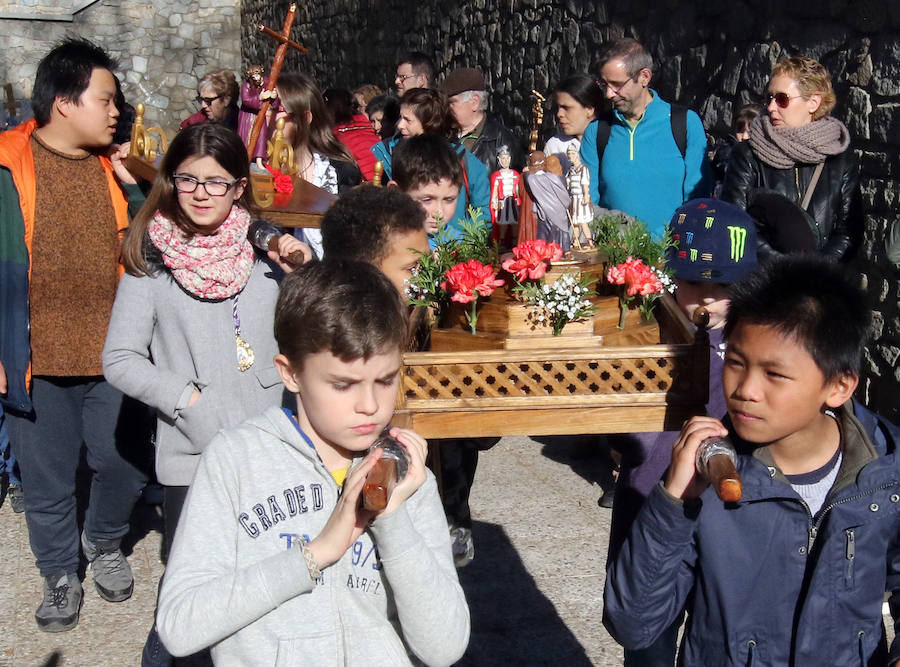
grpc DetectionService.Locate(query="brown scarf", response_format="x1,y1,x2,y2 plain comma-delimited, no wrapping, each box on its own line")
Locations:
748,115,850,169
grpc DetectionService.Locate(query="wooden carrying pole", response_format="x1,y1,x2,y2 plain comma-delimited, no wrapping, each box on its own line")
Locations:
246,3,307,160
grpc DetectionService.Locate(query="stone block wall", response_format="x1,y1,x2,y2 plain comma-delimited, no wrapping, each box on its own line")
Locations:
0,0,241,134
242,0,899,419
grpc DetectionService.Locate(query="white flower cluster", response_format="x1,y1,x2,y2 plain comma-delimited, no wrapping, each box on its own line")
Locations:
652,266,677,293
404,266,423,299
532,274,593,323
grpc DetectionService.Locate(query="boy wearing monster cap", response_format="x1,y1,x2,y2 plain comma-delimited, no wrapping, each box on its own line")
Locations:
605,198,758,666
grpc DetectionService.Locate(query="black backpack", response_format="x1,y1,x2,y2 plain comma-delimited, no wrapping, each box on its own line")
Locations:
595,104,688,163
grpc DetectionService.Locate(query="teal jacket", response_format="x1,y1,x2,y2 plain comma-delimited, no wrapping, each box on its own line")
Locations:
580,91,711,238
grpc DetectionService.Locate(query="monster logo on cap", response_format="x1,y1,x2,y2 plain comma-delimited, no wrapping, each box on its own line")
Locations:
728,225,747,262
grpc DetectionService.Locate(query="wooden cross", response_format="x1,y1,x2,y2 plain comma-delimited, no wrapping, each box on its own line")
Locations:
4,83,20,118
246,3,309,160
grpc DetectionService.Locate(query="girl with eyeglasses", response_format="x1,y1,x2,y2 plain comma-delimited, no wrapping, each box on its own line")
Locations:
103,123,310,665
720,56,862,262
180,69,239,131
105,121,309,559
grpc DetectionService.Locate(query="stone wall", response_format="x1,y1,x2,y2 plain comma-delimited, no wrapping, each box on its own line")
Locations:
243,0,900,421
0,0,241,134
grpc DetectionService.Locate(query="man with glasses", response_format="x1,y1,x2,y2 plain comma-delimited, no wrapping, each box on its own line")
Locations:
580,38,710,238
394,52,435,96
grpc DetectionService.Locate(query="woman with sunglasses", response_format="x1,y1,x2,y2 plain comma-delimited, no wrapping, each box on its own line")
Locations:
180,69,239,131
720,56,861,262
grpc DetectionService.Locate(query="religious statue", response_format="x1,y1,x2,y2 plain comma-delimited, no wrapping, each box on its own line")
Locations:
238,65,278,165
490,145,521,249
523,151,572,252
566,145,593,249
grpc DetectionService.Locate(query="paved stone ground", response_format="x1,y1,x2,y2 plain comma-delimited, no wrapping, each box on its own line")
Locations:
0,435,624,666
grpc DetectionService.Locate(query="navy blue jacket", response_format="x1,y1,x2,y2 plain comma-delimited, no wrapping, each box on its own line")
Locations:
604,400,900,666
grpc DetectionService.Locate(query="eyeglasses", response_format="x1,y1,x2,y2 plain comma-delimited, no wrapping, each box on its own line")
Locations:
395,73,416,83
196,94,223,106
173,174,241,196
766,92,804,108
598,74,637,95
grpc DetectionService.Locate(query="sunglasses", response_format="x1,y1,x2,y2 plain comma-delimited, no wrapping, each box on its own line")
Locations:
196,94,223,106
766,92,803,109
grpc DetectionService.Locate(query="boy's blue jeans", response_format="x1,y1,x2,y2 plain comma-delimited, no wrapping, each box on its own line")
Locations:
4,376,147,576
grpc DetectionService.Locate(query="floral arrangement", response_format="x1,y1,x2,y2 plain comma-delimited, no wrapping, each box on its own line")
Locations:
502,239,593,336
264,164,294,194
517,272,595,335
591,213,676,327
405,207,497,328
606,256,674,328
501,239,563,282
440,259,504,333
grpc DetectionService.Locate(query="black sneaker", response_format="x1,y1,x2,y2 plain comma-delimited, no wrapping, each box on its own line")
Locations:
598,488,615,508
36,572,82,632
8,483,24,513
81,531,134,602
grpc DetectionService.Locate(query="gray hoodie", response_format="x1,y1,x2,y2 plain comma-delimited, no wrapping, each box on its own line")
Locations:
157,406,470,666
102,259,286,485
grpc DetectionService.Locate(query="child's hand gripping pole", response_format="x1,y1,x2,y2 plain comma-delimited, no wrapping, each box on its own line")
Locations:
248,220,311,268
696,437,742,502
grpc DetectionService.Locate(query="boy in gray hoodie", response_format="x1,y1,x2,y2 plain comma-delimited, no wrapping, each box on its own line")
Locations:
156,259,470,665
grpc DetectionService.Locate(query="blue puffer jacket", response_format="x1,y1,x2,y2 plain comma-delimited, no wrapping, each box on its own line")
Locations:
604,400,900,666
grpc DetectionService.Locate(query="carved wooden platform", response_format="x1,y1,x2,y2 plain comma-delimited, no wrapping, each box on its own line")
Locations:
394,291,708,438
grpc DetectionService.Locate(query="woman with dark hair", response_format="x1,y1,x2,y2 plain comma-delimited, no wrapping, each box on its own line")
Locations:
720,56,862,262
371,88,489,226
276,73,362,256
180,69,239,131
365,94,401,139
544,73,603,157
324,87,380,181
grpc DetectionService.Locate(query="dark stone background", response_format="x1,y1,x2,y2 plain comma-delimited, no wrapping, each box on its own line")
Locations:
242,0,900,420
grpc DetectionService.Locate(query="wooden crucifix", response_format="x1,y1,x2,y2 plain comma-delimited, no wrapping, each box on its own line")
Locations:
246,3,309,160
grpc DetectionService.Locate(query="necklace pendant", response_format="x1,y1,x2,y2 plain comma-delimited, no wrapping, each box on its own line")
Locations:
235,334,255,371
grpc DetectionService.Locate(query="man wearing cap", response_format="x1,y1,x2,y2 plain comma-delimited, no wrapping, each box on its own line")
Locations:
394,52,435,95
580,38,711,238
441,67,524,175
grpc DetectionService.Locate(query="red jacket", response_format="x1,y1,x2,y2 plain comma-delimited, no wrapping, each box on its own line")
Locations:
334,114,380,181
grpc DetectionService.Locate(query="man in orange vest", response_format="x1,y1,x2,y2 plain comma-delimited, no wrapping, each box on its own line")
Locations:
0,38,147,632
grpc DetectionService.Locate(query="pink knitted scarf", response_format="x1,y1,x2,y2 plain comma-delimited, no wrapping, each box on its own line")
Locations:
147,205,254,299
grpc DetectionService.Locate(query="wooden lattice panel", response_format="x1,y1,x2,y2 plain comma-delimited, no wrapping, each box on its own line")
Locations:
399,345,704,412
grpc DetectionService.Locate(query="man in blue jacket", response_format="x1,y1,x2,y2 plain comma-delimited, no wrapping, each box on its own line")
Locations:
580,38,711,238
604,255,900,666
